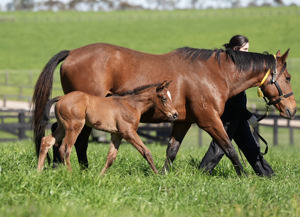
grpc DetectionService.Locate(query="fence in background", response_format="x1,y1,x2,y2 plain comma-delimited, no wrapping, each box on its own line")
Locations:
0,108,173,144
1,108,300,146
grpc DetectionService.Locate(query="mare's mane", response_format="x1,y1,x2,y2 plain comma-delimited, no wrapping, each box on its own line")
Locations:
112,82,162,97
175,47,276,73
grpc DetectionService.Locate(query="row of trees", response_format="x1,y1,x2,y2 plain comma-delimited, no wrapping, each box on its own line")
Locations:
7,0,290,12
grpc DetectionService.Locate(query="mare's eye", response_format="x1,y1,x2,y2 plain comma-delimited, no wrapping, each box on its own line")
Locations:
161,97,167,102
286,76,291,82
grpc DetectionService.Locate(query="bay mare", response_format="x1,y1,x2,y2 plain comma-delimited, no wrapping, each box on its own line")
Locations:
37,81,178,174
33,43,296,176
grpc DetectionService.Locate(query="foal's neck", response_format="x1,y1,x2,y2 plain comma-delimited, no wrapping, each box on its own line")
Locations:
124,90,155,113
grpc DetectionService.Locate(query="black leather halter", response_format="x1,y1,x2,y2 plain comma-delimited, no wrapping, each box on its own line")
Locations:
261,61,294,106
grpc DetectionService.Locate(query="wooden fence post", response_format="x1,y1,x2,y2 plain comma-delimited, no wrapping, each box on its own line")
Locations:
288,120,294,145
198,128,202,147
273,117,278,145
18,111,26,140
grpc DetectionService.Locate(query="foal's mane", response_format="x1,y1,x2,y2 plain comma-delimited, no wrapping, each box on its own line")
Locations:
113,82,161,97
175,47,276,73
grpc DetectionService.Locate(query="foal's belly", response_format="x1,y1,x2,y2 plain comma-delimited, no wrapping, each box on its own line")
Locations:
86,119,119,134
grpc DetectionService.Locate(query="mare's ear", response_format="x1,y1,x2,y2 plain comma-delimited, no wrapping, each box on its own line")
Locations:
280,48,290,63
276,50,281,57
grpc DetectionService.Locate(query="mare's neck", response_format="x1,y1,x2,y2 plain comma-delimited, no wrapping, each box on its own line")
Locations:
227,67,268,98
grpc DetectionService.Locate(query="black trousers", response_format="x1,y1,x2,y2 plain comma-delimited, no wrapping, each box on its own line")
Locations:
199,119,274,177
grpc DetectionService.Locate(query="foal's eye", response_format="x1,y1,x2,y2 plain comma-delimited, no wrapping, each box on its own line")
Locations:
286,76,291,82
161,97,167,102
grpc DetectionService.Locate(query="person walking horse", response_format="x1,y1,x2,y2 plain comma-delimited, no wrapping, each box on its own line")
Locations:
199,35,274,177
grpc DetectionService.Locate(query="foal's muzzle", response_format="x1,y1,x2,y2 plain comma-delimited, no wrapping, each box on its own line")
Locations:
168,111,178,121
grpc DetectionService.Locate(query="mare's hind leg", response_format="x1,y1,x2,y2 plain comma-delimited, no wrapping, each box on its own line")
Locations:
100,133,122,175
51,122,62,168
74,125,92,169
162,122,192,173
123,129,158,174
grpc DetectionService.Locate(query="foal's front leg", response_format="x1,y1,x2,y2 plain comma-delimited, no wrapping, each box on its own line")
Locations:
100,133,122,175
123,130,158,174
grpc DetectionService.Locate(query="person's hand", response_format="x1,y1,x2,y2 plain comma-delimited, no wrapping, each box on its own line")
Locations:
248,115,258,128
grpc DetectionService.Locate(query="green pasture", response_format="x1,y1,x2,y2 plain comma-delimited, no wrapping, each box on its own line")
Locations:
1,128,300,217
0,6,300,102
1,6,300,217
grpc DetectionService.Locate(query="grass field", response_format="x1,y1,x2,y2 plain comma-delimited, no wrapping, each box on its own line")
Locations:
0,133,300,217
0,6,300,101
1,6,300,217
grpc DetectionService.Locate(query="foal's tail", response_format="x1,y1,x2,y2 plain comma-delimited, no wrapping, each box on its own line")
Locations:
42,97,61,127
32,50,69,159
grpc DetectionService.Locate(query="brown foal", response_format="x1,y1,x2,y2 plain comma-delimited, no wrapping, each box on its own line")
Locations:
37,81,178,174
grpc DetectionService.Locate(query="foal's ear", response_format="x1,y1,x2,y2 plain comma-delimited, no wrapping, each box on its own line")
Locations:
157,80,172,92
164,80,172,88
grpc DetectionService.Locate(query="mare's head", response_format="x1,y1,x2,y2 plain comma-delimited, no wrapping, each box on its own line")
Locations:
153,81,178,121
260,49,296,119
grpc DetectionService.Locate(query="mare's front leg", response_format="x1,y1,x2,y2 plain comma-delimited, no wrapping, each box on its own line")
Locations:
199,117,246,176
123,129,159,174
162,122,192,173
100,133,122,175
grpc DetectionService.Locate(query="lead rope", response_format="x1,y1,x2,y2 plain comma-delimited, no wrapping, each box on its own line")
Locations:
238,105,270,168
253,102,270,156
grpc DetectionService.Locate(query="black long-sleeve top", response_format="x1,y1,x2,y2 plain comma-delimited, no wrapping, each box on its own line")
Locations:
221,91,252,122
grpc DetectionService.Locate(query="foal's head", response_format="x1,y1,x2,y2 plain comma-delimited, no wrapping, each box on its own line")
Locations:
154,81,178,121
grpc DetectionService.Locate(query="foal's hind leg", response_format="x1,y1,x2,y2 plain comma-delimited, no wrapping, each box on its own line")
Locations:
100,133,122,175
59,128,83,170
38,135,56,171
123,130,158,174
38,126,65,171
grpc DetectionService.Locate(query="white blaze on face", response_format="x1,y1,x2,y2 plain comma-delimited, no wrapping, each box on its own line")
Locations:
167,91,172,101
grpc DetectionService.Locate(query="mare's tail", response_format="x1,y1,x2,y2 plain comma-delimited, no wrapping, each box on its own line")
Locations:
32,50,69,159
